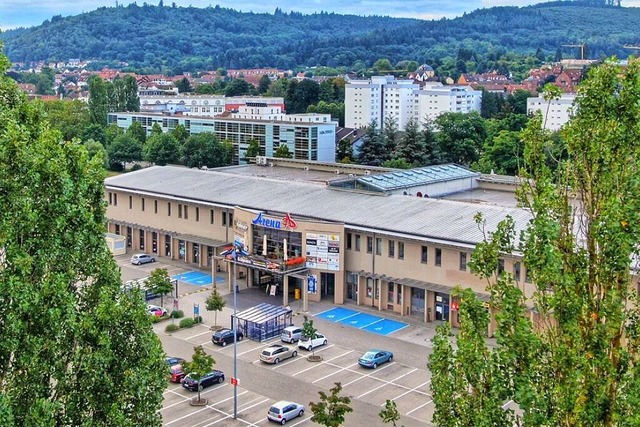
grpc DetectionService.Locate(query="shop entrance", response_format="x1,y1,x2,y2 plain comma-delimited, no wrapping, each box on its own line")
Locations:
411,288,425,316
320,272,335,299
346,283,357,302
435,292,450,321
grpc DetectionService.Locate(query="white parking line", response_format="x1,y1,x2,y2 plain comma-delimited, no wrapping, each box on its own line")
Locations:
312,362,360,384
320,362,431,396
162,384,230,410
292,350,354,377
358,318,384,329
341,362,394,387
388,380,432,403
333,312,360,323
405,399,433,416
187,327,215,340
164,390,251,426
236,338,280,356
357,368,418,398
197,397,270,427
288,416,313,426
271,345,335,370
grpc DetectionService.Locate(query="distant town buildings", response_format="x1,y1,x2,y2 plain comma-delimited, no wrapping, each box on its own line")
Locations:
526,93,576,130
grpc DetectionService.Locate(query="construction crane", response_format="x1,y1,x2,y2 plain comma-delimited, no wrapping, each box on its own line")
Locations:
623,44,640,50
562,44,586,61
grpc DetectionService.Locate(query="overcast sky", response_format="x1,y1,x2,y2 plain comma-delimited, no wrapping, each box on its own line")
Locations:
1,0,551,31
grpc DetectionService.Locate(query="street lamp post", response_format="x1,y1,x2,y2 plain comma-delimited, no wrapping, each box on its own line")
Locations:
232,246,238,419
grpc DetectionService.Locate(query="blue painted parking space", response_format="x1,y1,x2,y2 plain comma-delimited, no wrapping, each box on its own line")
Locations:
315,307,359,322
315,307,408,336
171,271,225,287
337,312,381,328
361,318,409,336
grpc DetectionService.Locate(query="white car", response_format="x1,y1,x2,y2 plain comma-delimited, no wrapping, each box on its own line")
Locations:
147,304,167,317
267,401,304,425
298,333,327,351
131,253,155,265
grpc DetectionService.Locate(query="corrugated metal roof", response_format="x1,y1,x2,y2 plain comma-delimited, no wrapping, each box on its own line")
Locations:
105,166,532,246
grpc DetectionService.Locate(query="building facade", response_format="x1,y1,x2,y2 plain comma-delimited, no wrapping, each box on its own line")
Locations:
345,76,482,131
139,95,285,117
527,93,576,131
104,161,535,335
107,111,337,164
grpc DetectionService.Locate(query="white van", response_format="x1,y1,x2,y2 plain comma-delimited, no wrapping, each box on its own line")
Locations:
280,326,303,343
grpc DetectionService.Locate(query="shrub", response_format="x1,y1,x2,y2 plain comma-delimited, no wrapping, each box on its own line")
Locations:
179,318,195,328
165,324,179,333
170,310,184,319
131,163,143,171
194,315,203,324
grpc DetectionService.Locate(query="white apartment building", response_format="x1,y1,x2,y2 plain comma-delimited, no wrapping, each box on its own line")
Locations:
416,84,482,123
346,76,481,131
527,94,576,131
139,95,285,117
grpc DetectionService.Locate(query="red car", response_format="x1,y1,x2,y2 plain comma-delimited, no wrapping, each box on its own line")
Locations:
168,364,186,383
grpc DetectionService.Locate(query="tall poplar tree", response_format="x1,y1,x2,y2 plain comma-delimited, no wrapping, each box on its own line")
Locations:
429,58,640,427
0,49,166,425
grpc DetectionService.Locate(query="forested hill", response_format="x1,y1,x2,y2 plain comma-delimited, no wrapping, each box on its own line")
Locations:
1,2,639,73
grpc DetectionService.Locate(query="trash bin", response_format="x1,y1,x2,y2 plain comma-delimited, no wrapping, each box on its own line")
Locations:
294,288,301,300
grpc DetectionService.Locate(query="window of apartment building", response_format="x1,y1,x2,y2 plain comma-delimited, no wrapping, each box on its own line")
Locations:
195,207,199,222
346,233,352,250
222,212,227,226
375,238,382,256
435,248,442,267
154,200,158,214
366,236,373,254
388,240,395,258
184,206,188,220
114,224,120,235
421,246,428,263
108,192,113,205
513,261,521,282
498,258,505,276
398,242,404,260
210,209,215,224
229,212,233,226
113,193,117,206
129,195,132,209
178,204,183,219
167,202,171,216
460,252,468,271
355,234,361,251
141,198,145,212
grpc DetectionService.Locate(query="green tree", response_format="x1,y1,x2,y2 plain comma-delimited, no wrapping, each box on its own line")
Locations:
541,83,563,129
503,89,532,115
429,58,640,427
435,112,486,165
183,346,216,404
307,101,345,127
126,120,147,144
145,268,174,309
274,144,293,158
181,132,230,168
205,288,226,328
170,124,190,146
244,139,261,161
474,129,523,175
150,122,163,135
0,49,166,425
144,132,180,166
335,138,354,163
108,133,143,169
84,140,109,168
224,78,254,97
357,119,385,166
382,158,411,169
176,76,192,93
372,58,393,73
82,123,107,146
266,77,289,98
309,382,353,427
379,399,403,427
302,315,318,357
394,117,425,166
104,123,124,147
41,99,90,142
88,75,108,126
257,75,271,94
382,115,399,162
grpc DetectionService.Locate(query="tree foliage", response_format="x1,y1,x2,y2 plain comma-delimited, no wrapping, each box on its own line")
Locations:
183,346,216,404
205,289,225,327
143,132,180,166
145,268,174,308
429,58,640,427
310,382,353,427
181,132,232,168
302,315,318,356
0,49,165,425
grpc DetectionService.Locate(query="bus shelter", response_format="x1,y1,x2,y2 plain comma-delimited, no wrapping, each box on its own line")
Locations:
232,303,293,342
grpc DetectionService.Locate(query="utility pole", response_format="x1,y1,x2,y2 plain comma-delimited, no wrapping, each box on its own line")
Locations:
562,43,586,61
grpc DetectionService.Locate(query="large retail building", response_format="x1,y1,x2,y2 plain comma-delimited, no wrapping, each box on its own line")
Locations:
104,158,532,333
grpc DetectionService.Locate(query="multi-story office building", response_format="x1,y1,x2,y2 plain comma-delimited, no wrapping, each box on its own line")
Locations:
104,158,533,335
527,93,576,131
345,76,482,130
107,106,337,164
139,94,285,117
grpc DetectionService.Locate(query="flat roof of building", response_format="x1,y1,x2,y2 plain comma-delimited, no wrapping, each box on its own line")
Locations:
105,165,531,248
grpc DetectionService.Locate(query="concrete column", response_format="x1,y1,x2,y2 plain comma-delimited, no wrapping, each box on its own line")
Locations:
423,290,428,323
399,284,404,317
356,275,362,306
228,263,233,293
378,280,383,311
282,275,289,307
212,257,218,289
302,277,309,312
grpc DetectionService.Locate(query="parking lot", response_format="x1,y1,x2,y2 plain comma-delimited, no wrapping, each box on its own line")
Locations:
167,325,434,424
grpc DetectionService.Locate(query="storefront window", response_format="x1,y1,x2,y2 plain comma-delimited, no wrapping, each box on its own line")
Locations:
366,278,373,297
252,227,302,260
388,283,394,304
178,240,186,260
165,235,171,256
139,229,145,250
152,232,158,253
397,285,402,304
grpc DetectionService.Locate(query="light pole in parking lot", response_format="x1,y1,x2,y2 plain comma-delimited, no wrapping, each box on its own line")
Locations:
231,245,239,419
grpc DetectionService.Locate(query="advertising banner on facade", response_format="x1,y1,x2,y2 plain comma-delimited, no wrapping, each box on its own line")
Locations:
307,274,317,294
306,233,340,271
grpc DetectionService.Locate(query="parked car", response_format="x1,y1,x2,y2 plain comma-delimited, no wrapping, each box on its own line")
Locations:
260,344,297,364
280,326,303,343
267,400,305,425
181,370,225,391
131,253,156,265
298,333,328,351
358,349,393,369
212,328,244,346
165,356,185,367
147,304,167,317
168,364,186,383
